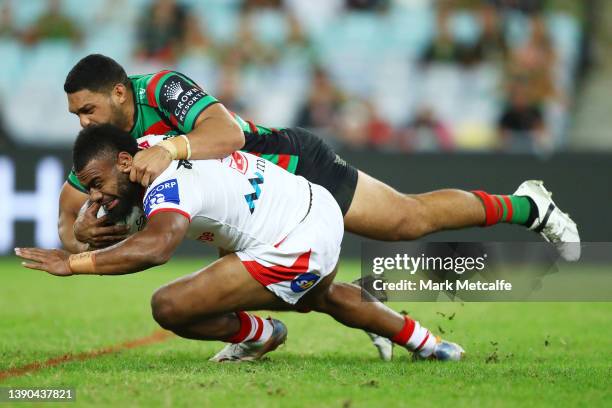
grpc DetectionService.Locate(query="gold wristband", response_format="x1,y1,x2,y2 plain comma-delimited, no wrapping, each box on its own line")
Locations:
68,251,97,274
178,134,192,160
169,135,190,160
157,140,178,160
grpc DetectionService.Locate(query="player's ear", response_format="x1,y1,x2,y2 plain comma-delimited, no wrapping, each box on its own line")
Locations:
113,83,128,103
116,151,133,171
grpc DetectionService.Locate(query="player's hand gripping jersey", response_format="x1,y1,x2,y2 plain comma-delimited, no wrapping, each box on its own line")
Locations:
144,152,344,304
67,70,358,215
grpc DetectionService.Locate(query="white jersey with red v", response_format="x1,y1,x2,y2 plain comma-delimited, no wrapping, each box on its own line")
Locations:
142,151,311,251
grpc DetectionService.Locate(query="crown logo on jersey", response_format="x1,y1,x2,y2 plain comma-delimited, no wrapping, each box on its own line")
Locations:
163,81,184,101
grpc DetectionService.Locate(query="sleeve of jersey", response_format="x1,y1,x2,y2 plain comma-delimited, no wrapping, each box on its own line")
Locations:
143,168,200,222
147,71,219,133
67,168,87,193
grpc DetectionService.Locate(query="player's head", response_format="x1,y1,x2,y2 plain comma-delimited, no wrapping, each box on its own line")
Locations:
73,124,141,223
64,54,132,131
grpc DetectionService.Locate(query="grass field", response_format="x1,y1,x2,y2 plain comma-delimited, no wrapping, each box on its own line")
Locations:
1,256,610,407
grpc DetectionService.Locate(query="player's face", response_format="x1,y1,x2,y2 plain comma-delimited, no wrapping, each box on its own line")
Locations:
67,88,130,130
77,155,141,223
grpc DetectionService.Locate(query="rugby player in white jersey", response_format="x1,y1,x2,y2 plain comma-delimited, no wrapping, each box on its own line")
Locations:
16,124,464,362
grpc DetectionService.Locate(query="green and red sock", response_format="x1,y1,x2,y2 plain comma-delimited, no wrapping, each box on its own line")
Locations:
472,191,537,227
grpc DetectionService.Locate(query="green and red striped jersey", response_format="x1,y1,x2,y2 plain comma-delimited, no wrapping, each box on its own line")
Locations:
67,70,298,192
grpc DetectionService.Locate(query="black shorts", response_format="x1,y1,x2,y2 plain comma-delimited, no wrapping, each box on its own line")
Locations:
287,127,358,215
242,126,358,215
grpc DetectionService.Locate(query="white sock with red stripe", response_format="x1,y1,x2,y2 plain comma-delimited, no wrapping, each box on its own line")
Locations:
228,311,273,345
391,315,438,358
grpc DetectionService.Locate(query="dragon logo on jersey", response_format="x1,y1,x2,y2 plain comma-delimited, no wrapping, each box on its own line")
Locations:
290,273,320,293
228,151,248,174
163,81,184,101
143,179,180,216
244,172,264,214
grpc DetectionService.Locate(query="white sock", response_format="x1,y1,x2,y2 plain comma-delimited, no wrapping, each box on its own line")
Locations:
229,312,274,345
392,316,438,357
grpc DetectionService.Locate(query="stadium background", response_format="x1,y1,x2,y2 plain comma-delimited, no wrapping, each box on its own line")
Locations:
0,0,610,255
0,0,602,148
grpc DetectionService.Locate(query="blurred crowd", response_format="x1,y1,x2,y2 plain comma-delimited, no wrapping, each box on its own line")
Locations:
0,0,586,153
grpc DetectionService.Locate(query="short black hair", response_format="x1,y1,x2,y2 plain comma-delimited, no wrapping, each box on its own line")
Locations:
64,54,130,94
73,124,138,173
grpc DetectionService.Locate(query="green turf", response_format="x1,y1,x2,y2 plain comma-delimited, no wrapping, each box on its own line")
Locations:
0,257,610,407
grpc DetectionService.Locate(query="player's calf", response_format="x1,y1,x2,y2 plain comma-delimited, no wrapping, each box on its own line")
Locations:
150,284,284,349
150,300,285,363
304,280,464,361
383,196,434,241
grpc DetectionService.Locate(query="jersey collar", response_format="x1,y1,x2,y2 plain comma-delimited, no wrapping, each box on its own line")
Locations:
128,80,138,136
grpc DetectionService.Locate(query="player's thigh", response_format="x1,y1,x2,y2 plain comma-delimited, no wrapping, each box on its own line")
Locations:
153,254,287,317
344,170,416,238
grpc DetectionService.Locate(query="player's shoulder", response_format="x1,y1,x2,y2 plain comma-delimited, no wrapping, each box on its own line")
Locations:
143,161,196,214
141,70,200,108
147,160,194,189
144,70,192,91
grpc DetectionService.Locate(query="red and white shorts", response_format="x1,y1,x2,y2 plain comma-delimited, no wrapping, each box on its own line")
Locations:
237,184,344,304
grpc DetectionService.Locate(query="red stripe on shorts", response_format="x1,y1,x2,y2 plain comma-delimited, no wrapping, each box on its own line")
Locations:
242,250,312,287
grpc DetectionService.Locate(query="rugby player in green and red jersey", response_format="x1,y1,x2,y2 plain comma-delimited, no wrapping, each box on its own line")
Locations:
58,54,579,362
60,54,580,262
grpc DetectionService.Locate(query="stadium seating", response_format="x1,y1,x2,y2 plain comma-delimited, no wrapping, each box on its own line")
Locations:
0,0,583,149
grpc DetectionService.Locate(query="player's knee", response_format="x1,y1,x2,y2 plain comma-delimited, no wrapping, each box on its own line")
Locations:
150,286,185,330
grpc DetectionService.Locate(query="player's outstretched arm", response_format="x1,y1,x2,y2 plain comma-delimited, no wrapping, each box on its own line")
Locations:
17,211,189,276
129,104,243,187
